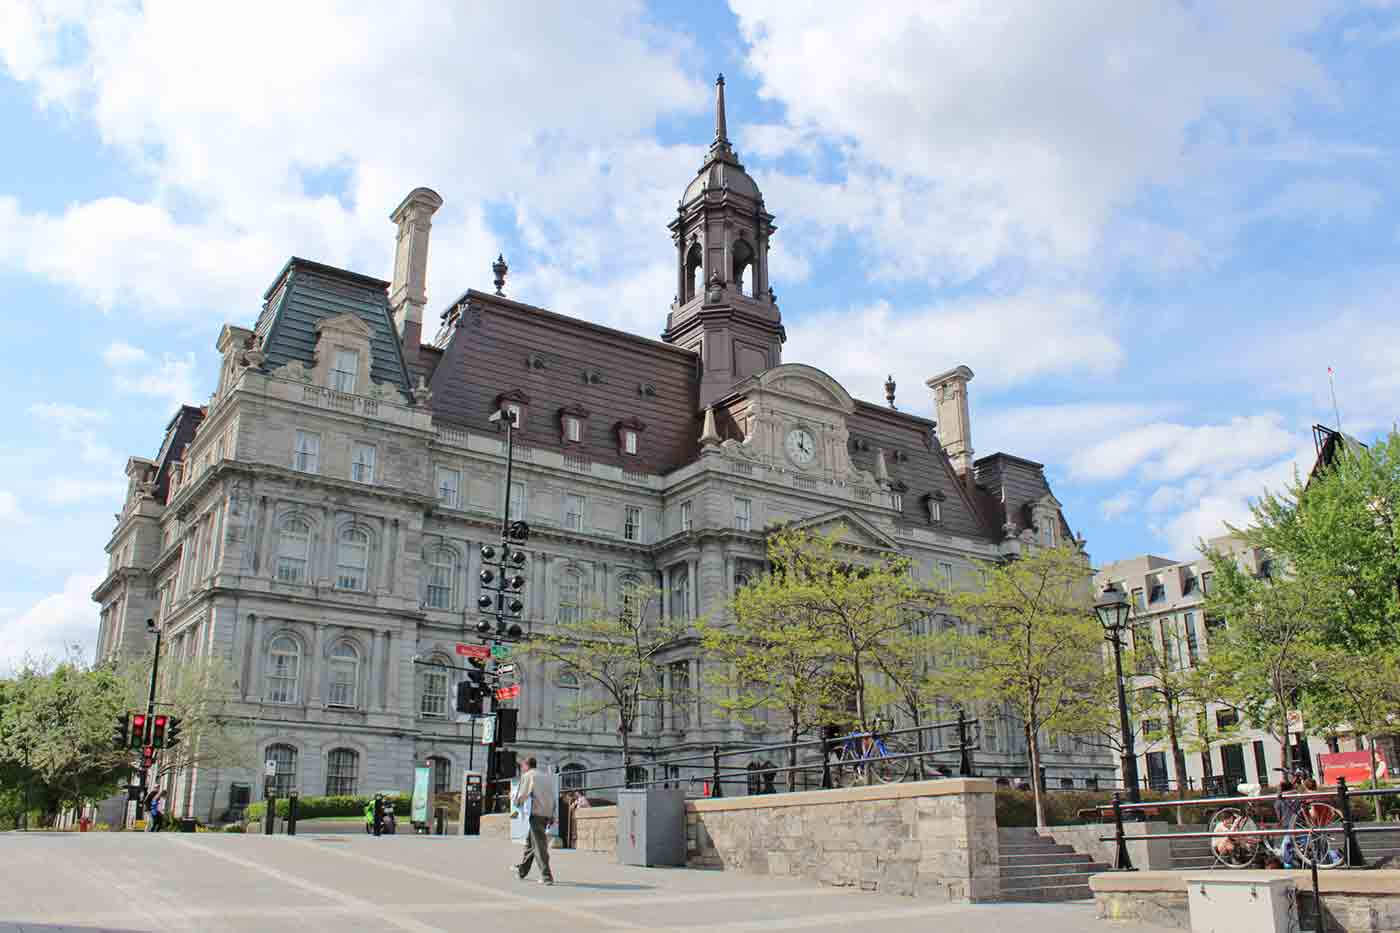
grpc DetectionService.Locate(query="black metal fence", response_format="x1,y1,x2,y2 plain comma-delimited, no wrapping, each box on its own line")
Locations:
559,712,981,801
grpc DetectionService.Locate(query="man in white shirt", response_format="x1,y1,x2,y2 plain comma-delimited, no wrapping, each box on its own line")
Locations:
511,757,557,884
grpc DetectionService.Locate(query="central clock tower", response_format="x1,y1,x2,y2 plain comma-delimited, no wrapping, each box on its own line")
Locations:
662,74,785,408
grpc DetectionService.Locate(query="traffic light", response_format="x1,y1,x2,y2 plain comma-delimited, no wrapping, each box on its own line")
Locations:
455,680,483,715
129,713,148,750
165,717,183,750
495,708,518,745
151,714,168,749
112,713,130,750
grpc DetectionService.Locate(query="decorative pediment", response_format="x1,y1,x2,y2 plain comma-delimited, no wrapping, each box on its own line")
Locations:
314,312,374,341
781,509,899,553
755,363,855,413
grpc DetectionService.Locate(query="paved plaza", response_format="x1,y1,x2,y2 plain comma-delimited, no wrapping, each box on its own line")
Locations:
0,832,1175,932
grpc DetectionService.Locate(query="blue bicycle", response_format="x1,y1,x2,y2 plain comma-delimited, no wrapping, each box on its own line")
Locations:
833,718,911,785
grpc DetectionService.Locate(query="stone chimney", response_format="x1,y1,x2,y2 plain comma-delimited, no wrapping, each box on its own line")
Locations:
388,187,444,346
926,365,975,477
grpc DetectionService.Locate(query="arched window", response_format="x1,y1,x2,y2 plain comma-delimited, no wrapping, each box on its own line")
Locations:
266,743,297,797
327,642,359,708
266,635,300,704
684,242,703,302
325,748,359,796
560,763,586,792
619,577,641,624
732,238,755,296
419,662,449,717
275,518,311,583
558,571,582,625
425,546,457,610
428,756,452,794
669,566,690,620
556,667,581,728
336,527,369,591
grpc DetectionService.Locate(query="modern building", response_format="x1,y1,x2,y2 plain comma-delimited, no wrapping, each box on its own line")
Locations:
92,77,1112,822
1097,527,1397,794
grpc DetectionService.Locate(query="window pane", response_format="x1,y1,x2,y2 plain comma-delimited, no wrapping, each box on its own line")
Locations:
267,637,299,704
325,749,358,796
332,349,358,393
559,574,581,624
564,494,584,531
337,529,369,590
623,506,641,542
421,671,447,716
268,744,297,797
352,444,375,484
680,502,692,532
436,468,460,508
509,482,525,520
734,498,751,531
623,430,638,455
294,431,319,473
328,644,358,708
426,548,456,610
276,520,310,583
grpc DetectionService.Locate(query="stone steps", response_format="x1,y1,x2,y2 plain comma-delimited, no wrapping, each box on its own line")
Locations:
995,829,1105,903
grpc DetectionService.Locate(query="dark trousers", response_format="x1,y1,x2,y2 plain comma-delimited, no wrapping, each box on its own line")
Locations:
515,814,553,880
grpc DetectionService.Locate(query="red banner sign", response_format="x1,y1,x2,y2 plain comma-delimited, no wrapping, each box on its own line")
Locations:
455,643,490,660
1320,751,1387,786
495,684,521,701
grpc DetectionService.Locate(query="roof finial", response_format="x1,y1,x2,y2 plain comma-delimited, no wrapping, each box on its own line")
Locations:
492,253,508,297
885,374,897,409
714,73,728,145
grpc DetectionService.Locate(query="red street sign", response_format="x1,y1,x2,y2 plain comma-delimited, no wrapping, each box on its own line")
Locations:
495,684,521,701
455,643,490,660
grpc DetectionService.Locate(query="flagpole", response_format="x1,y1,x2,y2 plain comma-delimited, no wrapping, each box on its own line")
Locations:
1328,367,1342,433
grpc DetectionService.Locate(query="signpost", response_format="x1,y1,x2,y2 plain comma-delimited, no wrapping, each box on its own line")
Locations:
455,643,490,660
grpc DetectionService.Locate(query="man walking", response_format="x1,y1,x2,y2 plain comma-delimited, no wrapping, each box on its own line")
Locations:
511,757,557,885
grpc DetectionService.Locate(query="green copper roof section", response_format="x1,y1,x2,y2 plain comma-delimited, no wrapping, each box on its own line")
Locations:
255,257,413,402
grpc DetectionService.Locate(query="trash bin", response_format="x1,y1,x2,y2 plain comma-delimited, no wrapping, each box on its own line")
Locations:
1185,873,1298,932
178,818,197,833
616,787,686,867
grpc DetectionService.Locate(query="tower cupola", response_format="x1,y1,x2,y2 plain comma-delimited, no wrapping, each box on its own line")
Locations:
664,75,784,407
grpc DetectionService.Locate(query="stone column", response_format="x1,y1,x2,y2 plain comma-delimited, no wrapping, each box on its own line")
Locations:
319,506,334,585
369,629,383,711
660,565,670,620
385,630,401,715
466,538,481,614
308,624,326,706
688,558,699,620
246,615,263,701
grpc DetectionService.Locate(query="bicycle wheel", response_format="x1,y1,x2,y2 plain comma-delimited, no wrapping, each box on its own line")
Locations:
871,739,912,784
833,744,866,787
1294,802,1347,869
1208,807,1261,869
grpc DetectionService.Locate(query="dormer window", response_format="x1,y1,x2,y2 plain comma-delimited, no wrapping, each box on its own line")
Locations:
923,491,947,524
889,480,907,513
494,390,530,432
615,417,645,457
558,406,589,445
331,348,359,394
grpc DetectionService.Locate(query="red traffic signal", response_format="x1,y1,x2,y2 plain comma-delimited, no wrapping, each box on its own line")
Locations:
129,713,148,749
151,715,168,749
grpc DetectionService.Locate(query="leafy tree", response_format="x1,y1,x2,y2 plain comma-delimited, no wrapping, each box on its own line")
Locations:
753,528,935,732
870,614,959,776
518,584,689,781
1299,643,1400,819
699,568,848,791
937,544,1102,828
1124,630,1214,800
1199,562,1329,770
0,655,131,825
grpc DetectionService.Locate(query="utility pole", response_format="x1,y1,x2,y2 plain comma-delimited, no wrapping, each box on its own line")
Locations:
139,618,163,797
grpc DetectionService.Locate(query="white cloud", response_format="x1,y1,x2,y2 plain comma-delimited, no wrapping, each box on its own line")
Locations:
1099,491,1137,521
0,490,26,525
46,478,126,506
977,402,1174,467
111,351,199,408
786,291,1122,410
0,571,105,673
1151,446,1311,557
732,1,1330,280
26,402,117,466
1068,414,1296,483
102,340,150,366
0,2,707,329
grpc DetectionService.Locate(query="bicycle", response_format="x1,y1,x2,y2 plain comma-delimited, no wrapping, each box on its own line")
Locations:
831,718,912,786
1207,768,1347,870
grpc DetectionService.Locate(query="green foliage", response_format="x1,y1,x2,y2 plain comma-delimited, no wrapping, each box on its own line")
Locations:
994,787,1220,827
516,584,688,769
938,544,1102,828
243,793,410,821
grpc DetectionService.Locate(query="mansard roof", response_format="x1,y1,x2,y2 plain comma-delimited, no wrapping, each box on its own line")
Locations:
151,404,204,500
427,289,700,476
254,257,414,402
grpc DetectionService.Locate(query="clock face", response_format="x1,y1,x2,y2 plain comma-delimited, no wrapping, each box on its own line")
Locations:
785,428,817,466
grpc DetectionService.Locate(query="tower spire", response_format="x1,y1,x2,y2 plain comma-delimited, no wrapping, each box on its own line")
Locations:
714,73,728,144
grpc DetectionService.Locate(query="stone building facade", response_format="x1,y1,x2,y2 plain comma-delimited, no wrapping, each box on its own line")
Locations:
1096,533,1399,793
92,78,1112,821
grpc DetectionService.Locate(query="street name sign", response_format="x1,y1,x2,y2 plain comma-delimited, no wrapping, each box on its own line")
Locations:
455,643,490,660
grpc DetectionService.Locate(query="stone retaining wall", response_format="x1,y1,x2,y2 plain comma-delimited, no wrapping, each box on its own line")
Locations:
1039,821,1173,870
571,778,999,903
1092,869,1400,932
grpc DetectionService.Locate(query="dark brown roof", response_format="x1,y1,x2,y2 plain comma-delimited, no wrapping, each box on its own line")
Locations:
152,405,205,500
427,290,700,475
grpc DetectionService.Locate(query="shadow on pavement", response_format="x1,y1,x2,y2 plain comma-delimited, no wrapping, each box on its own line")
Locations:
549,882,654,891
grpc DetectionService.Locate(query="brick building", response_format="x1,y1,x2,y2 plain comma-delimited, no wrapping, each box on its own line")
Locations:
92,78,1112,820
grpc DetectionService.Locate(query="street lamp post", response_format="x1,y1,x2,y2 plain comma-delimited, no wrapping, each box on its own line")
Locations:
140,618,163,797
1094,586,1141,808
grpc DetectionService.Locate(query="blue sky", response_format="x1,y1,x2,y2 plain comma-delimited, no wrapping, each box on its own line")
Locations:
3,1,1399,668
